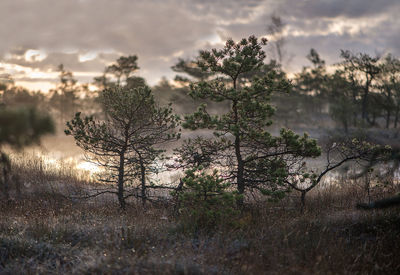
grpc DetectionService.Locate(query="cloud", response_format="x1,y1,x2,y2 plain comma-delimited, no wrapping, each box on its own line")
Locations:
2,0,251,57
0,0,399,89
4,50,119,72
275,0,399,19
0,0,225,85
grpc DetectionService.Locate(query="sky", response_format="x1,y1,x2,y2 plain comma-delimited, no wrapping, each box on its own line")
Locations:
0,0,399,92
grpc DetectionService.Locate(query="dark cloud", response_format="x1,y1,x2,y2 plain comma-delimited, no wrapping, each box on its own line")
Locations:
0,0,215,56
0,0,399,87
0,0,229,84
184,0,267,21
276,0,399,19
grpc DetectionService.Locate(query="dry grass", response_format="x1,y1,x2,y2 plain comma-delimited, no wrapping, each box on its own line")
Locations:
1,155,399,274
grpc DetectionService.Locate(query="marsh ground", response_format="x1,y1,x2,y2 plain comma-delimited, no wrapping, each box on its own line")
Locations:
1,162,399,275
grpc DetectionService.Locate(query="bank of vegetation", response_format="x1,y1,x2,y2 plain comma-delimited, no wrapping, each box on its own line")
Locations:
1,35,400,273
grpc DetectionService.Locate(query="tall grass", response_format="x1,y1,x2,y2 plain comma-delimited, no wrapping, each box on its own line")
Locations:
0,152,399,274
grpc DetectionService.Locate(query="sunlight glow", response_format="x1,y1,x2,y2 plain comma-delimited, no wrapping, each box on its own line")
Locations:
207,33,223,45
29,70,56,79
76,161,102,174
24,49,47,62
31,151,102,179
79,52,97,62
15,81,55,92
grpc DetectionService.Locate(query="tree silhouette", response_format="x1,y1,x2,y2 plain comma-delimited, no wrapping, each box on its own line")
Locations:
106,55,139,86
65,86,179,209
182,36,321,204
375,55,400,128
328,70,356,132
340,50,381,125
49,64,79,126
171,58,213,85
293,49,329,123
266,14,287,65
0,106,54,199
285,137,391,211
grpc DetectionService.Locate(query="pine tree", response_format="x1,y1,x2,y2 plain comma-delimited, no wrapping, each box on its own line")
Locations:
182,36,321,203
65,86,179,209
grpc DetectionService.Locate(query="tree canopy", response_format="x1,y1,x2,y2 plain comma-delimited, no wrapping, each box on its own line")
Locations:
66,85,179,208
181,36,321,202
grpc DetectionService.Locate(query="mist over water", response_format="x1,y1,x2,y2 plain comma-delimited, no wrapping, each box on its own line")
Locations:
17,125,399,188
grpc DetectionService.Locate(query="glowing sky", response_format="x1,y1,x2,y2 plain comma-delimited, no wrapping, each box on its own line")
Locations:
1,0,399,91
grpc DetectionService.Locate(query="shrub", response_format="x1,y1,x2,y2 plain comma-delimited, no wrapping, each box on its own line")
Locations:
175,167,241,233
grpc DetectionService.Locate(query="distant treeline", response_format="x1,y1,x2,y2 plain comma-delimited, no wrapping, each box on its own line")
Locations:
1,49,400,132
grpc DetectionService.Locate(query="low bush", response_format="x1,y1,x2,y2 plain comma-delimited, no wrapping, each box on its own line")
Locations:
174,167,242,233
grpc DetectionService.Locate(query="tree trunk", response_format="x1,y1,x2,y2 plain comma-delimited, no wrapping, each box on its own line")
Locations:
0,152,11,200
394,105,400,128
351,84,358,127
361,91,368,123
235,135,245,195
117,151,126,210
300,191,306,213
365,173,371,204
139,154,147,206
385,89,392,129
371,111,376,126
386,110,391,129
343,118,348,134
361,77,370,123
232,88,245,206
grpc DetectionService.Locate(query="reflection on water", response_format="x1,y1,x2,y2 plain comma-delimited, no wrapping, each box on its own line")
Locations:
10,149,180,186
9,146,400,190
76,161,102,174
9,149,102,181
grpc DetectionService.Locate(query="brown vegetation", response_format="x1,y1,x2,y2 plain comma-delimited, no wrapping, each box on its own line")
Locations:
0,155,399,274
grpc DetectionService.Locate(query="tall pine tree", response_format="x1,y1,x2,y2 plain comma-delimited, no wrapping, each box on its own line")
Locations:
182,36,321,203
